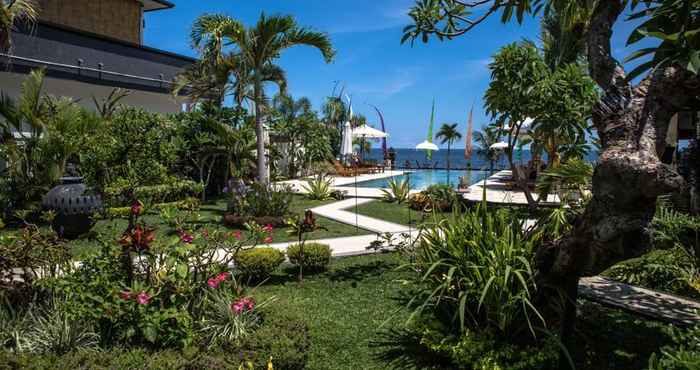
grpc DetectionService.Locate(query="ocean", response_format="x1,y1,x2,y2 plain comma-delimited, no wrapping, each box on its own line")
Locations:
361,148,599,170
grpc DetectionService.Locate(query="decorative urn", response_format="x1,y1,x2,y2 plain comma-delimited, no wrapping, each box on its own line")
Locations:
42,177,102,239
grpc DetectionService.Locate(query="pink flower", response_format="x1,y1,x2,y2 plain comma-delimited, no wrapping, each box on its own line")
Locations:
179,231,194,244
119,291,132,301
263,224,274,233
207,278,220,289
136,291,151,305
232,231,242,240
263,236,273,244
230,297,255,314
216,271,231,282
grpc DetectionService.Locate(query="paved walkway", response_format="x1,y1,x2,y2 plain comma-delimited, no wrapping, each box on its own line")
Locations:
579,276,700,326
278,170,407,199
463,170,561,205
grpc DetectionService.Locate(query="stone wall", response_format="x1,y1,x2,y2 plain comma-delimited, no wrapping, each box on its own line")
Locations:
36,0,142,44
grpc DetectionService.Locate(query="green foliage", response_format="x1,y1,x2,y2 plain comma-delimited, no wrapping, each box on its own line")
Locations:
408,205,543,337
0,69,102,212
648,323,700,370
227,183,293,219
22,298,99,355
419,325,559,369
536,158,593,205
409,184,459,212
625,0,700,80
234,247,285,281
381,177,410,204
235,310,310,369
0,224,70,287
301,174,334,201
199,288,270,349
286,242,331,271
104,180,204,208
651,204,700,264
80,107,180,191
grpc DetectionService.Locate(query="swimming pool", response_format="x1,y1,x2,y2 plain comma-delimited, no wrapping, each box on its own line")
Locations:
354,170,489,190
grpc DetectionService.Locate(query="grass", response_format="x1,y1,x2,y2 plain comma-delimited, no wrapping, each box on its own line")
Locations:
9,195,369,258
348,200,451,227
250,253,676,370
255,253,413,370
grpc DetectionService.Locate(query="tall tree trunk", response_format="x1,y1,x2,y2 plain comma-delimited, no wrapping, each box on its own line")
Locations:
254,79,268,184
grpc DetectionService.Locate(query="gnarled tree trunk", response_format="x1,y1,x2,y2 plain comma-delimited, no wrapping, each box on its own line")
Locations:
537,0,690,286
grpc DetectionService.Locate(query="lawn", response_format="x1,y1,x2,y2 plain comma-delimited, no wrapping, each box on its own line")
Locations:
250,253,675,370
348,200,451,227
42,195,369,258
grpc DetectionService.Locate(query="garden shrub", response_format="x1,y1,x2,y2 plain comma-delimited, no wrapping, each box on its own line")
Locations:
79,107,180,191
301,174,333,200
224,183,293,227
409,184,459,212
103,181,204,208
235,310,310,369
287,242,332,271
648,323,700,370
105,197,200,219
234,247,285,281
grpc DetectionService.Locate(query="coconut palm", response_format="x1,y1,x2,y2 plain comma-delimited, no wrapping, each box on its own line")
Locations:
189,13,335,183
474,126,501,173
435,123,462,171
0,0,37,53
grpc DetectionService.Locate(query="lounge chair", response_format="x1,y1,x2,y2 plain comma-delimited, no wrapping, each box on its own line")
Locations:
415,160,422,169
404,160,412,169
432,162,439,170
456,176,471,194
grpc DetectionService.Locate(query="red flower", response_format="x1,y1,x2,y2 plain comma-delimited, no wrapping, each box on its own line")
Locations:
119,225,156,251
136,291,151,305
232,231,242,240
119,291,132,301
263,224,274,233
263,236,273,244
130,201,142,216
179,231,194,244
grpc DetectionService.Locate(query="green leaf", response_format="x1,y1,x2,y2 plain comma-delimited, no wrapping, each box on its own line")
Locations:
176,263,188,279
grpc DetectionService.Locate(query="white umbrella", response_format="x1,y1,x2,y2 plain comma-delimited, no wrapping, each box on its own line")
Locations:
340,122,353,159
415,140,439,151
490,141,509,150
352,124,387,138
507,117,534,137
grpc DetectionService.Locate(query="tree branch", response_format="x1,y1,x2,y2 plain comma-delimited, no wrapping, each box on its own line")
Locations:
586,0,629,94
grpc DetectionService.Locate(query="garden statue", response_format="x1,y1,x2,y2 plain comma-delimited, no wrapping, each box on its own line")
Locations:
42,177,102,239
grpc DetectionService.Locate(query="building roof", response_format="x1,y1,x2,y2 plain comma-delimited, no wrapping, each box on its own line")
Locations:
3,22,195,95
141,0,175,12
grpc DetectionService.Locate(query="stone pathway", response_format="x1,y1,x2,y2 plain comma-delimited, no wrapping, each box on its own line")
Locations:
579,276,700,326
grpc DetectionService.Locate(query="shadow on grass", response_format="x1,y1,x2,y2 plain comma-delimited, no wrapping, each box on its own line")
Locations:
370,327,453,370
327,260,398,283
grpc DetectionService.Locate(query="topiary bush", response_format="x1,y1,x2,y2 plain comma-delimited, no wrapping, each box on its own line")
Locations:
234,248,285,281
286,243,332,271
235,310,310,369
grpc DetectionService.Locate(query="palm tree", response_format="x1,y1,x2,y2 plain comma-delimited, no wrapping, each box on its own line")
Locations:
189,13,334,183
272,93,312,123
0,0,37,53
435,123,462,171
474,126,501,173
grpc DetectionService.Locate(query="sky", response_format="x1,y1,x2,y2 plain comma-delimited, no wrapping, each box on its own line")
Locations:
144,1,653,149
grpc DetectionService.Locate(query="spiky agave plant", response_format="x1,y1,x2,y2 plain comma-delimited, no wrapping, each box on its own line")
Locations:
199,288,274,348
301,173,334,201
381,178,410,204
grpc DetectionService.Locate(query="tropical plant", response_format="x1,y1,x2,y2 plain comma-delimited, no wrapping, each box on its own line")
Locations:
407,204,544,337
536,158,593,205
435,123,462,171
0,0,37,52
23,298,99,355
301,173,333,201
233,247,285,281
474,126,502,173
189,13,335,183
227,182,293,220
381,177,410,204
199,287,271,348
0,69,102,211
286,210,326,282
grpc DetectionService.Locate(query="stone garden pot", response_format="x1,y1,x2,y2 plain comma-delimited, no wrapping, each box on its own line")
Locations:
42,177,102,239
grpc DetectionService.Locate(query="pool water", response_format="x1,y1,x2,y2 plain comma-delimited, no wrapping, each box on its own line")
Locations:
354,170,489,190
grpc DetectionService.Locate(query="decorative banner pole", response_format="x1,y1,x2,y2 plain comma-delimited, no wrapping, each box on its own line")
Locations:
426,98,435,161
465,102,474,170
